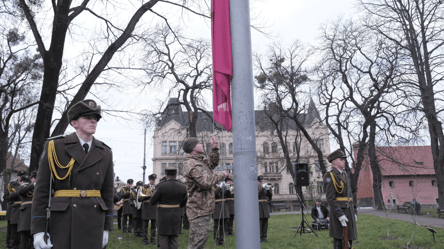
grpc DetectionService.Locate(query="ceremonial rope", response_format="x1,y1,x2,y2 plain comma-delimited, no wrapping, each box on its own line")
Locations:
330,172,344,194
48,140,75,180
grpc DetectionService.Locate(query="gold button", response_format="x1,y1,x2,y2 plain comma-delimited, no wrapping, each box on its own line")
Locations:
96,172,99,175
73,187,77,190
73,204,77,208
94,205,97,208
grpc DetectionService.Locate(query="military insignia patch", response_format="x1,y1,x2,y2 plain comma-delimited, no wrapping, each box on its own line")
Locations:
88,101,95,107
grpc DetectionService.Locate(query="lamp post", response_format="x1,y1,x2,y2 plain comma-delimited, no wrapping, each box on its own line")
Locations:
142,127,147,184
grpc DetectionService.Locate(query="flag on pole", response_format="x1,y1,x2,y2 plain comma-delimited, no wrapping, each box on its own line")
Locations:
211,0,233,131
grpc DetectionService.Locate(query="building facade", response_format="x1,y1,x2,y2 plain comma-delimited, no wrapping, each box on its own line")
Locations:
152,99,331,210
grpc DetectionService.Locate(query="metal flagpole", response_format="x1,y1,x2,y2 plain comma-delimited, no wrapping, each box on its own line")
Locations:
230,0,260,248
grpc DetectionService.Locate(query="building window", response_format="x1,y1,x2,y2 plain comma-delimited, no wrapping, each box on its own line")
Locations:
270,162,274,172
229,143,233,154
178,141,184,154
275,162,279,173
389,181,394,189
264,162,268,173
432,180,436,186
169,141,177,154
263,142,269,154
289,183,294,194
316,139,322,151
178,163,183,174
271,142,278,153
168,163,177,170
274,183,279,195
317,181,324,194
220,143,226,155
409,181,413,187
161,163,166,175
389,199,397,204
314,160,324,171
161,141,167,154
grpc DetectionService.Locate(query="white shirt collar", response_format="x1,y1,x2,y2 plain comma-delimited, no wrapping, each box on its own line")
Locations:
76,132,92,148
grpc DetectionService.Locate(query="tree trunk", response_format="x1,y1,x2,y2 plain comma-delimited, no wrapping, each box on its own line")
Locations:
368,122,385,210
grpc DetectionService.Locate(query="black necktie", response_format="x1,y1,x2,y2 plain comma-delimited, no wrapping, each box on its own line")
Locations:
83,143,89,154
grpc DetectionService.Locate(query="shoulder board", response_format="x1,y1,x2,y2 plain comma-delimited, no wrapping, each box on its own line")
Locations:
101,141,111,150
47,134,65,141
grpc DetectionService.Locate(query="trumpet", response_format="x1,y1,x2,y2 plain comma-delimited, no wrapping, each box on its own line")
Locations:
262,183,275,191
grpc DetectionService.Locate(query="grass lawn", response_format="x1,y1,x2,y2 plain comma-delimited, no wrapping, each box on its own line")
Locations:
1,215,443,248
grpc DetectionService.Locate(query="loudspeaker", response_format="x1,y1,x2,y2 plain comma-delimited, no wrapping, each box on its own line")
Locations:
292,162,309,186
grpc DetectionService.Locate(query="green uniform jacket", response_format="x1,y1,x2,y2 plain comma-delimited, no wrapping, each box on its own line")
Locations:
18,183,34,232
31,133,114,249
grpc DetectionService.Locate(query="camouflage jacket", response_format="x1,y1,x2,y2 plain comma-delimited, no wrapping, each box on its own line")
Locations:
184,148,226,221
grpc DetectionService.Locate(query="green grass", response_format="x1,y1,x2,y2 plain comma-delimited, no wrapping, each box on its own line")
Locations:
1,215,443,248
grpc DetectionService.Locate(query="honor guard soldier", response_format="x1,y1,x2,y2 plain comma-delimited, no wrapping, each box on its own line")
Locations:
18,172,36,249
323,149,357,249
4,172,22,248
150,167,187,249
31,99,114,249
142,174,157,245
9,170,27,249
131,181,144,238
225,177,235,236
119,179,134,233
213,182,230,246
258,175,272,243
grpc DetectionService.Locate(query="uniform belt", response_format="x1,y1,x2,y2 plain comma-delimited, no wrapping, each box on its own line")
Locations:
158,204,180,208
143,200,152,203
54,190,101,198
14,201,22,204
215,199,226,202
225,198,234,201
336,197,353,202
21,201,33,205
259,199,268,202
123,198,129,202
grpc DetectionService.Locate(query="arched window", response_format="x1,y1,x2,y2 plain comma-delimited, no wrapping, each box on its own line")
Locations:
273,183,279,195
289,183,294,194
264,162,268,173
263,142,269,154
271,142,278,153
229,143,233,154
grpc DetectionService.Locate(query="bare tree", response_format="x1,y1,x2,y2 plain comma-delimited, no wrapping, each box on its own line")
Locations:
359,0,444,209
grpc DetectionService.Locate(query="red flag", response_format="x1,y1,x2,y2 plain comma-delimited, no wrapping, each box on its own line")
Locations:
211,0,233,131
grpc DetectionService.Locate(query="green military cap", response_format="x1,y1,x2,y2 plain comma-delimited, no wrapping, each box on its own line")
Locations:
67,99,102,122
327,149,346,163
165,167,177,176
183,137,199,153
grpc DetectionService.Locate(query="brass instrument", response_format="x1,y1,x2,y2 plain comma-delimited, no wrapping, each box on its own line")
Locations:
114,199,123,211
262,182,275,191
227,183,234,194
136,186,150,210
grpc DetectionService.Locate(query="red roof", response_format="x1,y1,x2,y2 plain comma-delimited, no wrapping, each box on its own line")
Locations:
375,146,435,176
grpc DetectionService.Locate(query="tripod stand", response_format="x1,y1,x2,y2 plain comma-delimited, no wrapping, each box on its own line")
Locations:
294,186,318,237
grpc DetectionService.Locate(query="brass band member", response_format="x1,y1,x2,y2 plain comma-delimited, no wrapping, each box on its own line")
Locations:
213,182,230,246
131,181,144,238
31,99,114,249
119,179,134,233
18,172,36,249
5,171,24,248
225,177,235,236
150,167,187,249
258,175,272,243
323,149,357,249
142,174,157,245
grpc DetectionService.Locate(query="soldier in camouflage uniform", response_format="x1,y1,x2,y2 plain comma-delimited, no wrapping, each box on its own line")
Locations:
183,136,231,249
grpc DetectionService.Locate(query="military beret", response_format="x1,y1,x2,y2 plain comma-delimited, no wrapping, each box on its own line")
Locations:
165,167,177,176
327,149,347,163
30,170,37,179
67,99,102,122
183,137,199,153
258,175,263,182
17,170,27,177
136,181,143,186
148,174,157,180
127,179,134,184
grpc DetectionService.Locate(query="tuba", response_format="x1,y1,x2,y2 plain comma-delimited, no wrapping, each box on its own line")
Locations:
136,186,149,210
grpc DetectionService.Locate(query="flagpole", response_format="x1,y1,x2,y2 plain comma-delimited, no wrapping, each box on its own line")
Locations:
230,0,261,248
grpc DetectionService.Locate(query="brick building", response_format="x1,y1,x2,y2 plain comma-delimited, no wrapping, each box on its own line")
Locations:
356,146,439,208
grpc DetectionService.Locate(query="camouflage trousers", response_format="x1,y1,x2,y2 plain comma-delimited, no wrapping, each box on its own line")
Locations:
188,214,212,249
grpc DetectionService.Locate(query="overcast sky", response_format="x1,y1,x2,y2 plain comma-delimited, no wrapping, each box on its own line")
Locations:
81,0,359,183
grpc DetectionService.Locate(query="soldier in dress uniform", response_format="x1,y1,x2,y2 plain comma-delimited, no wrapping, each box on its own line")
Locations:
150,167,187,249
18,172,36,249
9,170,27,249
213,182,230,246
131,181,144,238
119,179,134,233
31,99,114,249
141,174,157,245
258,175,272,243
225,177,235,236
4,171,23,249
323,149,357,249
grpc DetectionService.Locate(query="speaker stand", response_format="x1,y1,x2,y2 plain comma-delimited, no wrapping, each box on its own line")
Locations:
293,186,318,238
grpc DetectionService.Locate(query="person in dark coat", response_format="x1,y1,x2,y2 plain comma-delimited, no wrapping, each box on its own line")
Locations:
323,149,357,249
31,99,114,249
213,182,230,246
141,174,158,245
9,170,27,249
18,173,35,249
113,188,123,230
119,179,134,233
150,167,187,249
311,198,330,223
4,172,22,249
131,181,144,238
258,175,272,243
225,177,235,236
